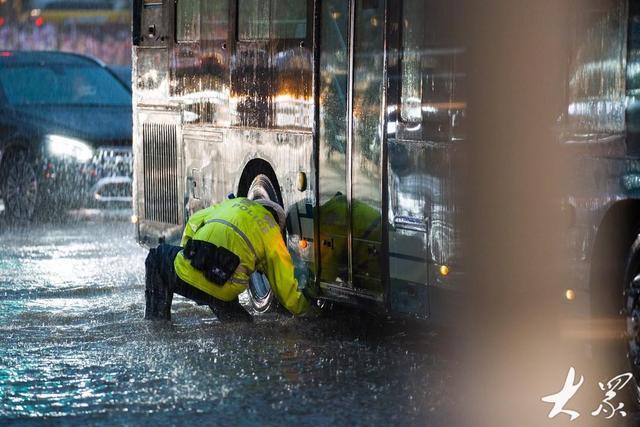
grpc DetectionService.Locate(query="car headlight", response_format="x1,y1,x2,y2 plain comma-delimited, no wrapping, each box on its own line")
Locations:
46,135,94,163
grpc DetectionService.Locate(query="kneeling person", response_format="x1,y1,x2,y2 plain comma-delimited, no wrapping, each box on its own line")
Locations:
144,197,312,321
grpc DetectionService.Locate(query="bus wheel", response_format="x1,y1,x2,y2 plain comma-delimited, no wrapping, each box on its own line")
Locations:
624,233,640,400
248,271,275,313
246,173,279,204
246,173,287,314
1,149,38,223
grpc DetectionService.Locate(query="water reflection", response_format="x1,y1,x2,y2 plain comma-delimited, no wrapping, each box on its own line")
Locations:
0,221,453,424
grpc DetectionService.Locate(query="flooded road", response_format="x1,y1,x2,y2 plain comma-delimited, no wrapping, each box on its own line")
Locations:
0,219,455,426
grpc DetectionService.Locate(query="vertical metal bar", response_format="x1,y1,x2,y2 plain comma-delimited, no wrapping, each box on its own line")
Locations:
142,124,147,221
380,0,393,310
154,124,159,223
173,125,177,224
153,123,157,223
154,124,158,223
167,124,171,224
162,124,167,224
172,125,176,224
140,122,180,226
156,124,160,223
163,124,168,224
150,124,155,222
312,0,322,286
346,0,356,287
151,124,155,222
164,124,168,223
161,124,165,223
171,125,177,224
158,124,163,223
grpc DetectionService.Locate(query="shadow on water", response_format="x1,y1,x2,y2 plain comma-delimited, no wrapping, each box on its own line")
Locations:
0,216,456,426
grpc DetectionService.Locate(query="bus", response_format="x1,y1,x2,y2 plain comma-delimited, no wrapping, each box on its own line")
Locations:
132,0,466,321
131,0,640,382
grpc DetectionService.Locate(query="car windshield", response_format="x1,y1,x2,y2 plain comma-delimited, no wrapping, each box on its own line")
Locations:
0,64,131,107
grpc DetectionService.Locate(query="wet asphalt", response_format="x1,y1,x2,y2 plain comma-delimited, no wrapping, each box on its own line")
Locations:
0,215,455,426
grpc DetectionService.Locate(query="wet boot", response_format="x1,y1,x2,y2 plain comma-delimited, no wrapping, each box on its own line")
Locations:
144,247,174,321
147,282,173,321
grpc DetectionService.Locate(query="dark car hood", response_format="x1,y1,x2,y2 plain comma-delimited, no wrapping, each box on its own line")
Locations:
12,105,132,147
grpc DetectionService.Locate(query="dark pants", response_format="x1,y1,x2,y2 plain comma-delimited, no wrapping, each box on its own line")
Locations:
144,244,252,322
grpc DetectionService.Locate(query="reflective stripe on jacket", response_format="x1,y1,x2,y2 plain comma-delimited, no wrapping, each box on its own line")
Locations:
174,198,310,315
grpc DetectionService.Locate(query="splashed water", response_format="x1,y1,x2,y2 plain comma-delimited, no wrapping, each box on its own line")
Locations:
0,220,454,426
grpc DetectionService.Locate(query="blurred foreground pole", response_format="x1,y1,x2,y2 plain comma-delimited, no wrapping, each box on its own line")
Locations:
460,1,585,426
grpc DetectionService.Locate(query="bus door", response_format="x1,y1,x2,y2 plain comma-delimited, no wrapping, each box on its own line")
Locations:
318,0,386,297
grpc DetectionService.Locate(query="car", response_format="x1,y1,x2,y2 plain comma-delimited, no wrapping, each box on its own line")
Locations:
0,50,133,222
108,65,132,89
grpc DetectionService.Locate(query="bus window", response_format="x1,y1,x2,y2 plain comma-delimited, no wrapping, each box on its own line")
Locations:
233,0,310,128
238,0,269,41
399,0,464,142
272,0,307,39
351,0,385,291
177,0,228,42
177,0,200,42
172,0,230,110
202,0,229,41
400,0,424,122
238,0,307,41
566,1,625,136
319,0,349,283
400,0,466,142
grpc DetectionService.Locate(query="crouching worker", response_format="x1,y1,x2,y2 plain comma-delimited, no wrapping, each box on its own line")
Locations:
144,197,313,322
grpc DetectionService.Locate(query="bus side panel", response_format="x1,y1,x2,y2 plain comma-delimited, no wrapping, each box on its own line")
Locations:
181,127,316,274
385,0,466,319
133,37,186,246
388,225,429,318
558,0,629,325
133,108,185,247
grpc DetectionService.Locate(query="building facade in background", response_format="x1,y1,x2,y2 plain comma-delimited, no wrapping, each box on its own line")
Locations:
0,0,131,65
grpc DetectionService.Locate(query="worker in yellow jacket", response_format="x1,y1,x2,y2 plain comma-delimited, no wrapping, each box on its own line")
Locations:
144,196,313,322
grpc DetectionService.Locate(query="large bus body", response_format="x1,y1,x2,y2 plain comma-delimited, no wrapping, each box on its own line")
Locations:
132,0,466,320
131,0,640,349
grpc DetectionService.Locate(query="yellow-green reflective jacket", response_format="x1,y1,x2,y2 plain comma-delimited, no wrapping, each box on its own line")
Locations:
174,198,310,315
318,194,382,282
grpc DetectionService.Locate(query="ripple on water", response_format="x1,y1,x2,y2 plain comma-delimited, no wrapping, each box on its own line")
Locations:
0,221,454,425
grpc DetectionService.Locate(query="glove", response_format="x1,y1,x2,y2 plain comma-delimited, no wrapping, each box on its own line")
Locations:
301,304,323,318
294,263,309,291
294,263,321,300
291,249,321,300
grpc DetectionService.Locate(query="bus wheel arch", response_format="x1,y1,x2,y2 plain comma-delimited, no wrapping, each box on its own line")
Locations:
237,158,283,205
623,232,640,384
590,200,640,318
590,199,640,405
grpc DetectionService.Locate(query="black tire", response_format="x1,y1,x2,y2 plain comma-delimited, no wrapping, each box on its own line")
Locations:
1,150,38,223
244,172,288,314
247,173,281,205
624,233,640,404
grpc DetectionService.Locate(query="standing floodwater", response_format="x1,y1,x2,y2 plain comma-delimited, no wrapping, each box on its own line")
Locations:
0,220,454,426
